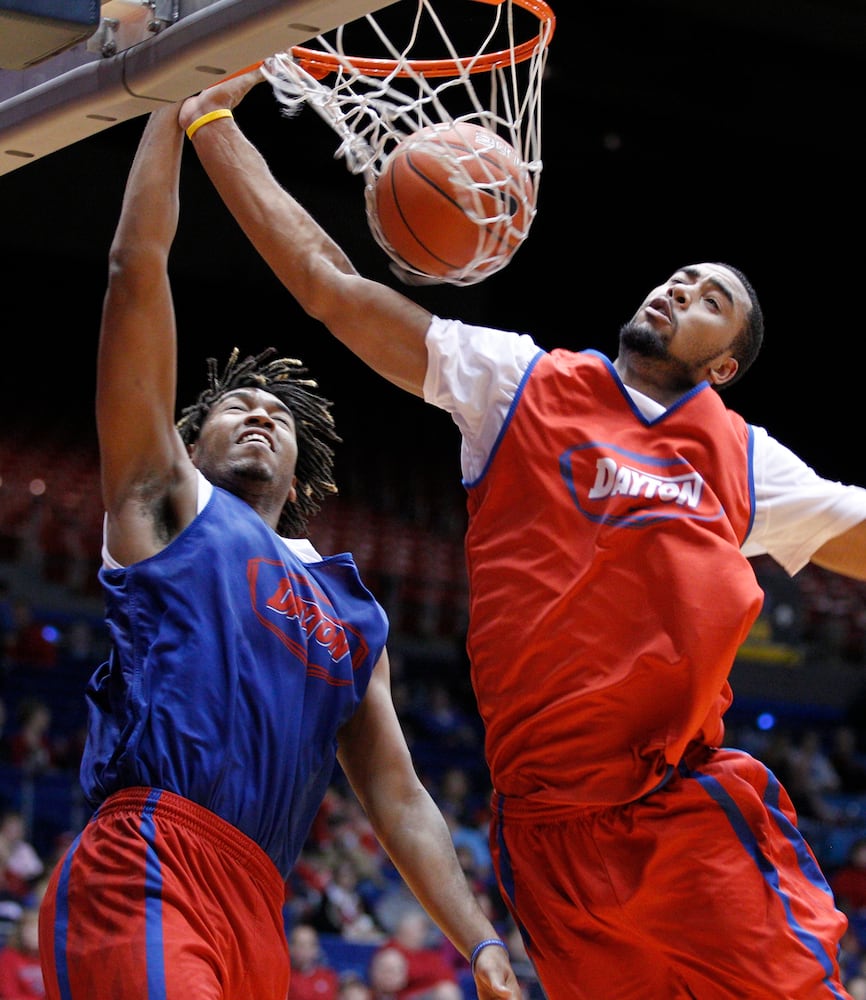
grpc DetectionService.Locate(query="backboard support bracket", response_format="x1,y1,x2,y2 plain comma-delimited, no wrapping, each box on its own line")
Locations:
0,0,394,175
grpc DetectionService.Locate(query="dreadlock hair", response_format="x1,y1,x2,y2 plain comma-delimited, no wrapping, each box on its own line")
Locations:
176,347,340,538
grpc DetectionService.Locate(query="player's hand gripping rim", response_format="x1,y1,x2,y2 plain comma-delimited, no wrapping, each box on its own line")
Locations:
178,65,266,137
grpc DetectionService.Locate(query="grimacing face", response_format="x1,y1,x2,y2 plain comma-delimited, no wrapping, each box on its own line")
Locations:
189,387,298,502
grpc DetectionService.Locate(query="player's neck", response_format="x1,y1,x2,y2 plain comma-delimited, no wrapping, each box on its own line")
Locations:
613,354,696,408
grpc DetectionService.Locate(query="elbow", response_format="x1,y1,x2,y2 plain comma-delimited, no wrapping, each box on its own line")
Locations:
106,239,169,287
297,260,361,326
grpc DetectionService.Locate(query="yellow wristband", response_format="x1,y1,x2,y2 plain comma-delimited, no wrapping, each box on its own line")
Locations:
185,108,234,141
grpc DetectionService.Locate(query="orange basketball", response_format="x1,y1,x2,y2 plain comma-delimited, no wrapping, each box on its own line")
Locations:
372,122,534,282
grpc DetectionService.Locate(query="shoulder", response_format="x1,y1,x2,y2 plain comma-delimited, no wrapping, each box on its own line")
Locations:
426,316,540,369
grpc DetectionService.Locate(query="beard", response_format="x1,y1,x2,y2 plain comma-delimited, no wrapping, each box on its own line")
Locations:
618,320,667,359
617,320,700,394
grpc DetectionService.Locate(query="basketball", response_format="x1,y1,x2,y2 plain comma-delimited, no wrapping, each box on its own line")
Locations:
371,122,534,283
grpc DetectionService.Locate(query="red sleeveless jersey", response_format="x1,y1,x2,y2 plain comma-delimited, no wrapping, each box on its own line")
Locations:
465,350,764,807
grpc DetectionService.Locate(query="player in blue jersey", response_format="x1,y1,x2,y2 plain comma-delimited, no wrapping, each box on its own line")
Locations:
37,104,519,1000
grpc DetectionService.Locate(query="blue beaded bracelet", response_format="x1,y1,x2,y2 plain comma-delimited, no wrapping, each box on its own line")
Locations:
470,938,509,973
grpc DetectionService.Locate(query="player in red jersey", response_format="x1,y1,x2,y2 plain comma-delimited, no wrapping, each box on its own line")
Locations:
179,69,866,999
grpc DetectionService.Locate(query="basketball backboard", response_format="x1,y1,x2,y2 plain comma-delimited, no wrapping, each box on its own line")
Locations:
0,0,394,176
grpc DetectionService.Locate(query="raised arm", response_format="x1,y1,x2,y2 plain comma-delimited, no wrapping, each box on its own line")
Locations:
97,104,198,567
178,70,433,398
337,651,519,1000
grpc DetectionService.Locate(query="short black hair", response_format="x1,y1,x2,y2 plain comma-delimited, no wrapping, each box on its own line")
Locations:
176,348,340,537
712,262,764,389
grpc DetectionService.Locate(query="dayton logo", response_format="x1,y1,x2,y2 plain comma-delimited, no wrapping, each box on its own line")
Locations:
247,558,369,682
560,442,724,527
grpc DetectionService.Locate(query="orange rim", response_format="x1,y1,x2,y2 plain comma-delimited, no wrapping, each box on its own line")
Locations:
288,0,556,79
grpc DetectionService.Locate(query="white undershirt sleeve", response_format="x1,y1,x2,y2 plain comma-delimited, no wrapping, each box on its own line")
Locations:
742,426,866,575
423,316,538,483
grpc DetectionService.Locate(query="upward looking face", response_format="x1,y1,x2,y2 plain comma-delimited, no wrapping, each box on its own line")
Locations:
620,263,752,389
189,387,298,504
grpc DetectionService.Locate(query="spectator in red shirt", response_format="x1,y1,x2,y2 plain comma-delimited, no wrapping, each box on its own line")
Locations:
375,907,461,1000
287,923,339,1000
0,906,44,998
832,838,866,914
368,947,409,1000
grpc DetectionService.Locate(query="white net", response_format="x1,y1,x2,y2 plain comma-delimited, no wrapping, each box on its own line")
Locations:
262,0,555,286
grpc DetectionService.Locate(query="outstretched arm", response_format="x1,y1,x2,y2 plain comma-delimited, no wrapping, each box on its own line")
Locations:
178,69,433,398
97,104,198,567
337,651,520,1000
811,519,866,580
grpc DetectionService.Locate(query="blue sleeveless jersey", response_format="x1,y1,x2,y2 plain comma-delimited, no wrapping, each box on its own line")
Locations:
80,484,388,878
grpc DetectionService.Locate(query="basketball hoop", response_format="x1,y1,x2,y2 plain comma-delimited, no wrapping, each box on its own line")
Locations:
261,0,555,286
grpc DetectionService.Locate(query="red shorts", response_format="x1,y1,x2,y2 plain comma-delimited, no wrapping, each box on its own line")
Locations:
491,747,852,1000
39,787,288,1000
